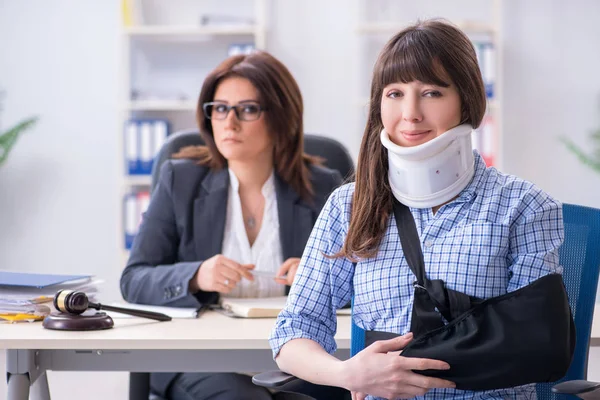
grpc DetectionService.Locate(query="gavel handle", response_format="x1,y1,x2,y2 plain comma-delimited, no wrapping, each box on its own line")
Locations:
89,302,172,322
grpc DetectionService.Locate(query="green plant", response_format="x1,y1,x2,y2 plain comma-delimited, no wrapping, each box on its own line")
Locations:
0,117,38,167
560,128,600,174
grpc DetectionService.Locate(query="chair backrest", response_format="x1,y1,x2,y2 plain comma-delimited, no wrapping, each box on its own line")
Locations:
537,203,600,399
349,203,600,399
150,129,355,193
150,129,205,193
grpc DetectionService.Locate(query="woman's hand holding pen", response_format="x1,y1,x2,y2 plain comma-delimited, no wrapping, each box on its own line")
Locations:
190,254,255,294
343,333,456,400
275,257,301,286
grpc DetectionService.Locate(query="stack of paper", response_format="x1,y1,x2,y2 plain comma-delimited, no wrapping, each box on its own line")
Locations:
0,271,101,322
219,296,352,318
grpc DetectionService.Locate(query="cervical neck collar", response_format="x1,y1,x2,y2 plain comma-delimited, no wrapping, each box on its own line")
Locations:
380,124,475,209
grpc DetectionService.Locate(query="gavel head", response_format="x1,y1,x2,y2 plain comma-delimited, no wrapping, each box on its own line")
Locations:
53,289,89,315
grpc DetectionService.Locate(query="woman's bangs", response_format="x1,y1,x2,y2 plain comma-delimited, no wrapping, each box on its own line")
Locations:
378,32,450,88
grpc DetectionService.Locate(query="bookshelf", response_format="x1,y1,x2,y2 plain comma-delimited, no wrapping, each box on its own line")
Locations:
118,0,268,264
125,25,258,36
126,100,197,111
354,0,503,170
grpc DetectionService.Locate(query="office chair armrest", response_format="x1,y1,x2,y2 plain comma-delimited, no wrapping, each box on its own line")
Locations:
552,380,600,395
252,371,300,388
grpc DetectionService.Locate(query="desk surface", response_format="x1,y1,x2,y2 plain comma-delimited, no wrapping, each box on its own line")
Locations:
0,312,352,351
2,307,598,350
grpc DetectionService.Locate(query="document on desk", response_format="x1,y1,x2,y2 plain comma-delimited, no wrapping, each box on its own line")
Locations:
0,270,92,288
0,271,102,321
219,296,352,318
106,302,200,319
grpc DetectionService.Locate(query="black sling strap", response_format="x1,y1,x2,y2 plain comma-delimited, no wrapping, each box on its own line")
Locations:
391,198,479,337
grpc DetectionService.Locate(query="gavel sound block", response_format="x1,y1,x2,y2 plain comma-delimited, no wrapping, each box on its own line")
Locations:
42,289,171,331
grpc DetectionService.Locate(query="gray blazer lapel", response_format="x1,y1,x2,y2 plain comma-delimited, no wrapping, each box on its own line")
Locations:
275,175,314,260
193,169,229,261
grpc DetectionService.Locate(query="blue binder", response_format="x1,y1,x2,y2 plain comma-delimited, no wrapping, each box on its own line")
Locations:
0,271,91,289
124,119,171,176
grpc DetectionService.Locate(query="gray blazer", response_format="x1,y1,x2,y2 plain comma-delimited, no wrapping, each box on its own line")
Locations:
120,158,342,307
120,160,341,398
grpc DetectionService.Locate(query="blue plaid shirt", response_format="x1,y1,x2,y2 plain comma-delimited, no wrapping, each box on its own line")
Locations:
270,152,564,400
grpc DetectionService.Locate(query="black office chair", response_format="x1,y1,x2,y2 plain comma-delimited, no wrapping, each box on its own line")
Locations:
129,129,355,400
149,129,355,194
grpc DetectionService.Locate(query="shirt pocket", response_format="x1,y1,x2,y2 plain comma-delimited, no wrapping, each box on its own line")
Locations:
428,222,510,298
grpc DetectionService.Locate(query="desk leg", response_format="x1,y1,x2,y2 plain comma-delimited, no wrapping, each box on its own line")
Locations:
7,373,29,400
30,372,51,400
6,349,47,400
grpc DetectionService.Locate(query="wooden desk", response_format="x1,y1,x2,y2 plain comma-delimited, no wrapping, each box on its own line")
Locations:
1,312,352,400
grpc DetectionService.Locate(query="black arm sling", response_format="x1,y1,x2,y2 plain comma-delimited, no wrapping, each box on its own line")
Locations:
363,199,575,391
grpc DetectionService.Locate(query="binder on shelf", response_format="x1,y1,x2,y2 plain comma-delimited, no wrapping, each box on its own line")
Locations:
121,0,144,27
471,40,495,99
125,120,140,175
123,190,151,250
139,121,154,174
228,43,255,57
123,118,170,177
152,120,168,158
137,191,151,222
474,39,482,66
481,42,495,99
124,193,138,249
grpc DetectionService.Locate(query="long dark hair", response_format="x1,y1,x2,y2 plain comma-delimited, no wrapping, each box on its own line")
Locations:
174,50,320,200
340,19,486,260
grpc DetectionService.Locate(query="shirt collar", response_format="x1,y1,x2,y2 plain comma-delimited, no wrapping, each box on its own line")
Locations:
227,168,276,198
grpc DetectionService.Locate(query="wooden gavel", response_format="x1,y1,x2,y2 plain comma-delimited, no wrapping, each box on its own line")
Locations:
53,289,172,322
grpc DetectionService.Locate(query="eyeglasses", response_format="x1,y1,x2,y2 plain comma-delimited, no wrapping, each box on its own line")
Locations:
202,101,265,122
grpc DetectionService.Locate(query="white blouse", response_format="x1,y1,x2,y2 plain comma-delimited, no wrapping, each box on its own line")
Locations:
220,169,285,298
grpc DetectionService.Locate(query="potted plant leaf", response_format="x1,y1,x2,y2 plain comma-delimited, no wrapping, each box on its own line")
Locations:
0,90,38,167
560,128,600,174
0,117,38,167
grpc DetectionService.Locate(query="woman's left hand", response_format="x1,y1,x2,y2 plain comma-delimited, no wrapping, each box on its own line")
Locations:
275,257,301,286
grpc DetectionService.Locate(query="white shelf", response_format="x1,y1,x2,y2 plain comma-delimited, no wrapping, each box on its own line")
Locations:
125,25,258,37
118,1,268,257
126,100,197,111
356,21,496,35
124,175,152,186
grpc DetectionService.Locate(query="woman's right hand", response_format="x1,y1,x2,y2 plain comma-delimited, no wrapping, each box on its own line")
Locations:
190,254,255,294
343,333,456,400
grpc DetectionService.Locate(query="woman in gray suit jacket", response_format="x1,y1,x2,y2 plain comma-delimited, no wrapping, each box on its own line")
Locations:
120,51,343,400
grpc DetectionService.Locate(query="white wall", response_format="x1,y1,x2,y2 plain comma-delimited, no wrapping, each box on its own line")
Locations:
267,0,362,157
0,0,122,300
501,0,600,207
1,1,600,399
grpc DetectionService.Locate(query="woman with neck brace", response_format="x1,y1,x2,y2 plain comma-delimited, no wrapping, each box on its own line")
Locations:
269,19,564,400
